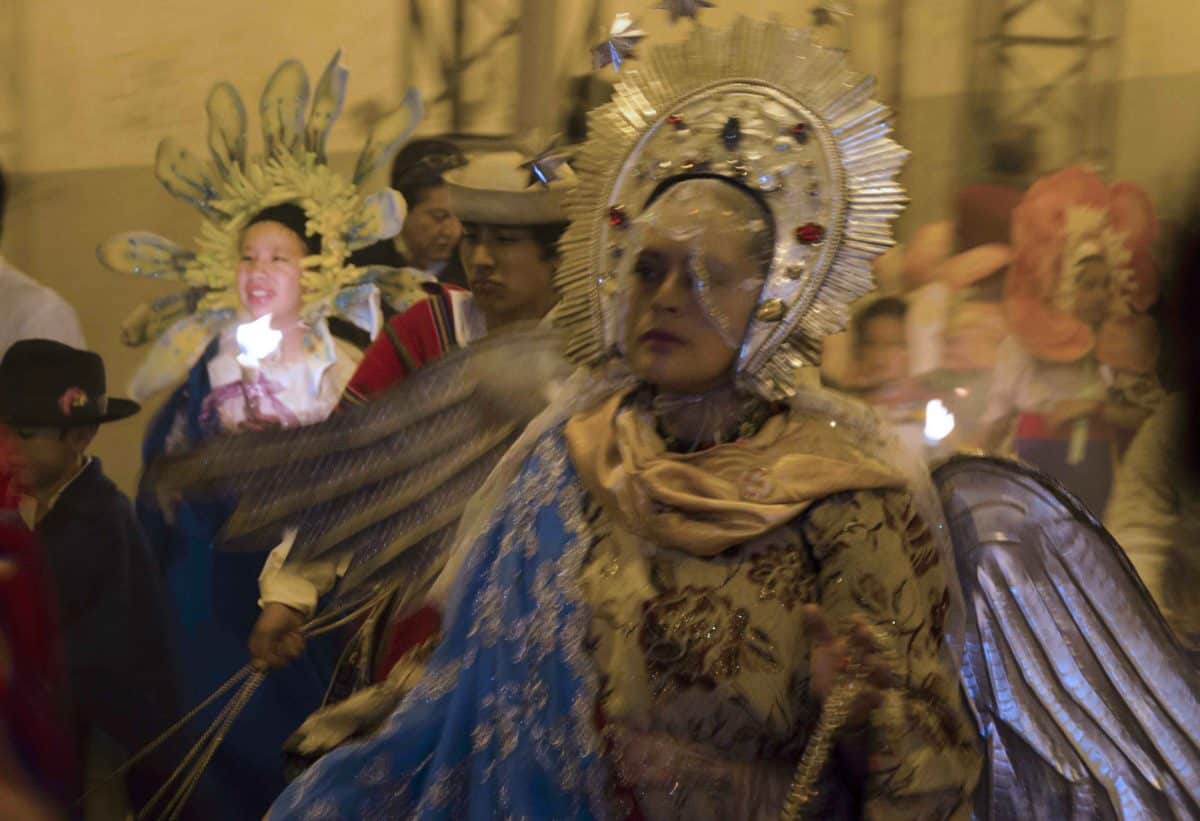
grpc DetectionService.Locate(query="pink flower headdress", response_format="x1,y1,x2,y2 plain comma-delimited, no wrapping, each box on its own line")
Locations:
1005,165,1159,368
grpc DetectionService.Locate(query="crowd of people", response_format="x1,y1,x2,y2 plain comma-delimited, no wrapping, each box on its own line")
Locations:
829,166,1192,636
0,16,1197,821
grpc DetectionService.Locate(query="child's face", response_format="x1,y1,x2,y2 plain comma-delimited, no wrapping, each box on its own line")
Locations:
7,427,84,492
237,221,306,327
858,315,910,385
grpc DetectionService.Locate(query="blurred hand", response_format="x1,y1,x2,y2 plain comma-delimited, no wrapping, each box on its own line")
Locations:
239,416,284,433
249,602,307,671
803,605,892,728
1046,399,1101,432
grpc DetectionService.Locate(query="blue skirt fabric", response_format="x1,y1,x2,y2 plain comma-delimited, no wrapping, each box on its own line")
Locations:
140,347,342,820
165,528,340,820
267,429,613,820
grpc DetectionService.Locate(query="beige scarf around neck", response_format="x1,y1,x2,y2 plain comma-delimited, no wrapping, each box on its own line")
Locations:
565,387,904,557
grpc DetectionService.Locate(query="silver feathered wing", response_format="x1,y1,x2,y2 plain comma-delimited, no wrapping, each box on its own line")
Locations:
151,327,571,614
934,455,1200,820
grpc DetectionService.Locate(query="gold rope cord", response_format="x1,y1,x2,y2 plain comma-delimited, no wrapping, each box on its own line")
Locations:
780,669,866,821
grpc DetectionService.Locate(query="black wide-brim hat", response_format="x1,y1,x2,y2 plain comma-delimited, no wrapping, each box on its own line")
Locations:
0,339,140,427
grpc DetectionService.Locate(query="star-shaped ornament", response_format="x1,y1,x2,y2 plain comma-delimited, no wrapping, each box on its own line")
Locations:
591,13,647,72
655,0,716,23
813,0,854,26
519,132,570,188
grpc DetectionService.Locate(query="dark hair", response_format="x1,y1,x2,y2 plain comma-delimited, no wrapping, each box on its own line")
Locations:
391,138,466,210
0,163,7,240
854,297,907,345
530,221,569,261
462,221,569,262
245,203,321,255
644,173,776,275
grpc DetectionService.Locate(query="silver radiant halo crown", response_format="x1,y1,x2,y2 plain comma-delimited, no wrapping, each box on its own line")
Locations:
555,17,909,400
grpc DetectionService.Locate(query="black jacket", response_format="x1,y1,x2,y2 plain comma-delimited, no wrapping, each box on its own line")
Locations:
37,457,188,813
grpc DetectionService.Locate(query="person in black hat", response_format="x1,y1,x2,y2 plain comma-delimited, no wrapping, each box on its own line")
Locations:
1,340,139,513
0,339,185,818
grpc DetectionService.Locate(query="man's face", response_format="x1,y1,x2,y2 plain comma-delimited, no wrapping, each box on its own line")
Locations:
461,224,559,328
401,186,463,269
858,315,909,386
5,427,78,492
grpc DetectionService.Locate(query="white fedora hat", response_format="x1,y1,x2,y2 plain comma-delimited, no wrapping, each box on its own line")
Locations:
446,151,576,225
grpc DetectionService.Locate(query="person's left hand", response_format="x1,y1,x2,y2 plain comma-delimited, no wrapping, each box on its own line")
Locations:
804,605,893,729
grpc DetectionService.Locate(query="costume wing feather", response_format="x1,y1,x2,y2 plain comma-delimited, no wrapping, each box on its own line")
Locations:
155,138,225,218
206,81,248,178
353,88,421,185
934,456,1200,820
96,231,195,281
260,59,310,158
119,287,208,347
305,51,348,161
152,328,569,606
347,190,408,250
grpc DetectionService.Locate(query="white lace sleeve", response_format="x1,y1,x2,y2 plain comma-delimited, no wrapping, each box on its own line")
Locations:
257,529,349,618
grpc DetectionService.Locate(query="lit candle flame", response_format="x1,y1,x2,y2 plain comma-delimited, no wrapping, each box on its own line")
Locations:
924,399,955,443
236,313,283,369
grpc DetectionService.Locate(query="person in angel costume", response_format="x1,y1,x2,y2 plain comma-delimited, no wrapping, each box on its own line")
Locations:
155,17,1200,821
98,53,429,817
263,19,982,819
981,165,1163,512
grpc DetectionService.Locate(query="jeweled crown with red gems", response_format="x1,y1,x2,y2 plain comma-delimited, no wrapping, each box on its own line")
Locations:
555,17,909,400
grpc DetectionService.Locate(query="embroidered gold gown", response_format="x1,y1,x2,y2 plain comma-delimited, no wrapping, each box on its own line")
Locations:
265,383,981,819
570,391,980,819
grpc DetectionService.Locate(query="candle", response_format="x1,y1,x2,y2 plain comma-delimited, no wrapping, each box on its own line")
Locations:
236,313,284,376
923,399,955,444
236,314,283,420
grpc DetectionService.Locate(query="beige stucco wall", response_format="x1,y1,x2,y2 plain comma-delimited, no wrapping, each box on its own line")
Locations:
2,0,1197,493
1,0,403,492
9,0,402,174
1115,0,1200,216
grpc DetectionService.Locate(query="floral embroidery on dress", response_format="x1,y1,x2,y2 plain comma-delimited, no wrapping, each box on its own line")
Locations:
746,542,816,609
901,500,942,579
929,587,951,645
274,433,617,820
578,483,979,818
640,585,780,698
